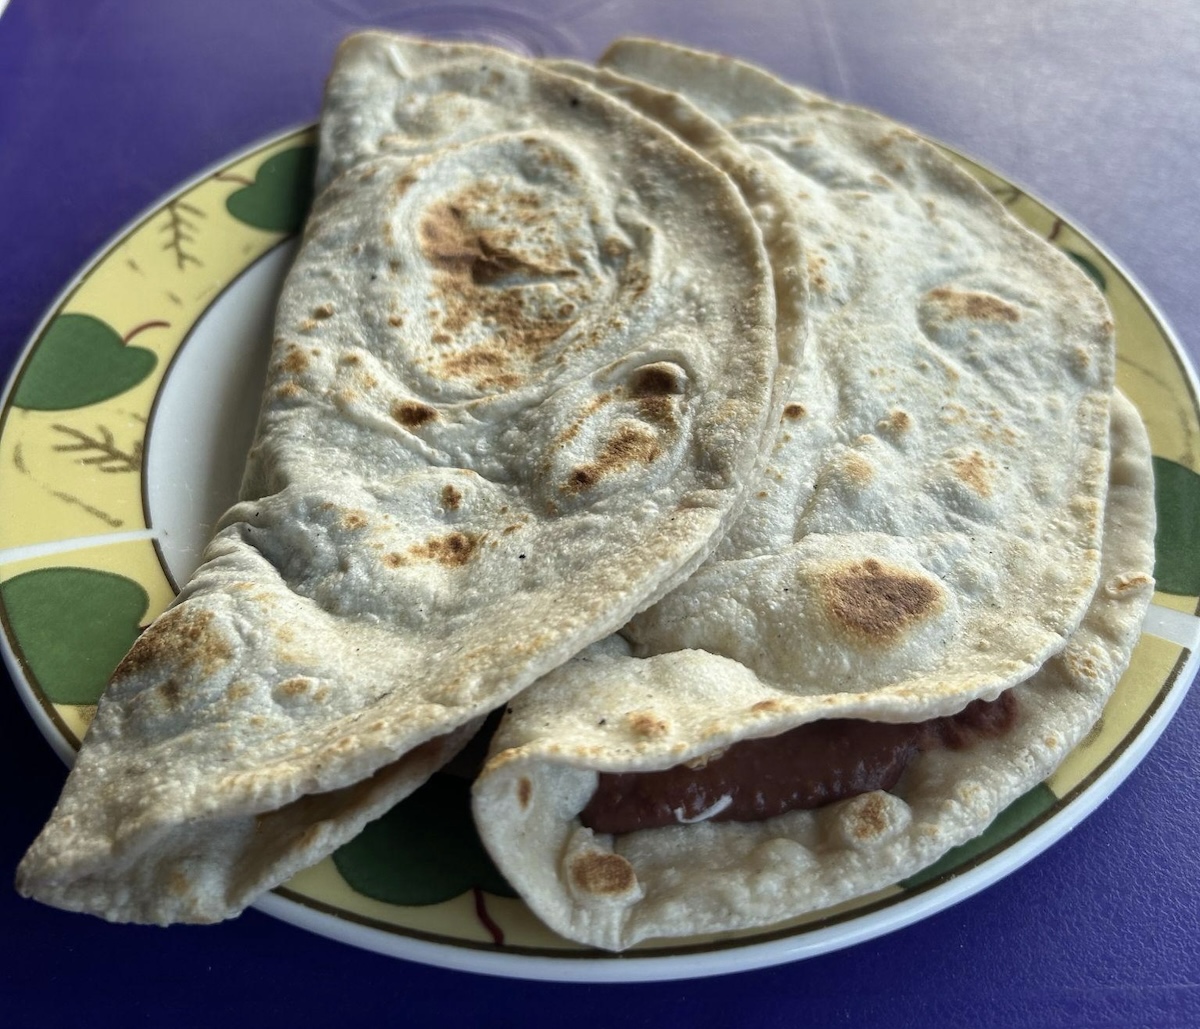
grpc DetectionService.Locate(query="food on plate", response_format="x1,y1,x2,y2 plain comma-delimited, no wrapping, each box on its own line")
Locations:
470,40,1155,950
474,395,1153,950
15,35,792,924
14,33,1156,954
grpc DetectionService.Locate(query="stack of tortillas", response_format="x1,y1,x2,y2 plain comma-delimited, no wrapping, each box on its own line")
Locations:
17,33,1155,953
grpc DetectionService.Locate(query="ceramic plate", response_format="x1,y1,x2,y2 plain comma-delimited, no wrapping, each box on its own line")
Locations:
2,126,1198,983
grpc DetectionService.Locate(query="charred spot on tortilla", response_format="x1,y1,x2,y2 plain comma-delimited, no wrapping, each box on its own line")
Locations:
341,510,369,530
570,851,638,896
419,201,477,274
806,252,830,292
629,362,686,397
226,681,253,702
421,197,574,286
563,424,661,493
275,677,311,699
283,347,311,375
409,531,482,567
440,484,463,511
924,286,1020,323
846,792,889,840
417,185,589,390
838,451,874,486
1104,572,1153,597
553,391,617,451
156,679,183,708
114,608,232,678
783,403,806,420
600,236,629,262
628,361,686,424
950,450,995,497
876,408,910,435
626,711,670,738
820,559,944,643
918,287,1023,348
437,347,524,390
391,400,438,428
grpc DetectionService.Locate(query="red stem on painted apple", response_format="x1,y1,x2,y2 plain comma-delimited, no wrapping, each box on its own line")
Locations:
122,320,171,344
472,887,505,947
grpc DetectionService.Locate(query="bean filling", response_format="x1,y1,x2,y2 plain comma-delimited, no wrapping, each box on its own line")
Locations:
580,692,1018,835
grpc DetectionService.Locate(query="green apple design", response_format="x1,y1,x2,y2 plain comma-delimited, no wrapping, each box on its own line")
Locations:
0,567,149,705
226,146,317,233
333,773,516,906
13,314,158,411
1151,456,1200,595
1065,250,1107,292
900,784,1057,890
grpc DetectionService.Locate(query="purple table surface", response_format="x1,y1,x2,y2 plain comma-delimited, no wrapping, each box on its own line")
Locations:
2,1,1198,1026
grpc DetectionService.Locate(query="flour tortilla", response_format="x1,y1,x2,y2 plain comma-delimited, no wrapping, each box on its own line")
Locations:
16,35,787,924
472,41,1134,950
604,39,1115,715
315,35,809,518
473,392,1155,951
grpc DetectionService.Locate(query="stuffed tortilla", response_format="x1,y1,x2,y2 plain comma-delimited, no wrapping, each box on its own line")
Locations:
472,41,1148,950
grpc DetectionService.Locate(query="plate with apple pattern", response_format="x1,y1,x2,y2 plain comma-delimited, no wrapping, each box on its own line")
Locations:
2,127,1198,982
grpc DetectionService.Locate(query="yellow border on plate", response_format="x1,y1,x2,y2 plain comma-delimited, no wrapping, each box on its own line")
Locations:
0,130,310,552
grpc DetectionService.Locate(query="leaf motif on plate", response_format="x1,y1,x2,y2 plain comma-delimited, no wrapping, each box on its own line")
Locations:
1065,250,1107,293
899,784,1057,891
1151,456,1200,595
225,146,317,233
0,567,149,705
332,773,516,906
13,314,158,411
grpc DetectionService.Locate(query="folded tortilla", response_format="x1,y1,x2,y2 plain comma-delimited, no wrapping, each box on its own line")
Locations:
472,42,1148,950
16,35,792,924
473,392,1154,950
603,40,1114,709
